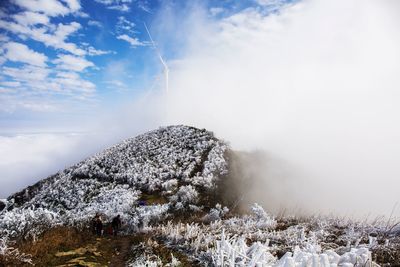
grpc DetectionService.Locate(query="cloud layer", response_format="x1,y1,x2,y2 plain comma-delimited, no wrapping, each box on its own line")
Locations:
0,133,90,198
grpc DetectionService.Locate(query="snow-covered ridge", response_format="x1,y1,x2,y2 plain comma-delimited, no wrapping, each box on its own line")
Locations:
0,125,228,240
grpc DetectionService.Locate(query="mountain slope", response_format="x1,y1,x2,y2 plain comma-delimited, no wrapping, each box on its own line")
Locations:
1,126,228,237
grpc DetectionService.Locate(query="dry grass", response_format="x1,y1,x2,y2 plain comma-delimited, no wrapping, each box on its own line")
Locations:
0,226,93,266
0,226,200,266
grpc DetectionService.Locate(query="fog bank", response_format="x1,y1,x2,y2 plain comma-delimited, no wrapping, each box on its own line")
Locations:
159,0,400,217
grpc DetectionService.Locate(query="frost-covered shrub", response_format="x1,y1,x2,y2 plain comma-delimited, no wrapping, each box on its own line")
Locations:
168,254,181,267
153,219,378,267
137,204,170,229
0,208,60,240
203,204,229,222
0,208,59,265
249,203,277,229
127,253,181,267
161,179,178,192
251,203,268,220
127,254,163,267
274,246,375,267
1,126,229,245
171,185,199,205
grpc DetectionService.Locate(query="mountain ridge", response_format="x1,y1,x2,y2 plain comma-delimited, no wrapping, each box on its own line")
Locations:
4,125,227,212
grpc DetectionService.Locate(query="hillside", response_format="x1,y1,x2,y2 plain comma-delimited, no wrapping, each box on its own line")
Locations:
0,125,399,266
1,125,227,232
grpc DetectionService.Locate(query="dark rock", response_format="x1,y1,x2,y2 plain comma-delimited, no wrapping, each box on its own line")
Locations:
0,200,5,212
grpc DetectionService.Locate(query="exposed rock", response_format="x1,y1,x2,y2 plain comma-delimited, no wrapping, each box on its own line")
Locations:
0,200,5,212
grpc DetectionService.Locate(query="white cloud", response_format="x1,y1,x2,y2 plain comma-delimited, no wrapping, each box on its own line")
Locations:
255,0,296,14
62,0,81,13
87,46,114,56
0,92,63,116
75,11,89,18
20,102,57,112
105,80,127,89
53,76,95,94
2,65,50,83
3,41,48,67
55,71,80,79
256,0,283,5
95,0,132,12
0,56,6,65
0,34,9,42
0,87,14,94
53,71,96,95
95,0,114,4
12,0,68,17
53,54,94,72
108,4,130,12
117,16,136,33
0,81,21,87
209,7,224,16
88,20,103,28
0,20,85,56
12,0,81,17
137,0,151,13
54,21,81,40
12,11,50,26
2,62,95,96
117,34,145,47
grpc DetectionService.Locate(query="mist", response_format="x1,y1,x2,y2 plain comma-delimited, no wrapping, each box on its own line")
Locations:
0,93,165,198
0,133,91,198
156,0,400,217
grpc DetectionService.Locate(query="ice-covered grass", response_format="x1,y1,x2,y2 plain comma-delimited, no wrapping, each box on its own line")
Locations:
148,204,392,266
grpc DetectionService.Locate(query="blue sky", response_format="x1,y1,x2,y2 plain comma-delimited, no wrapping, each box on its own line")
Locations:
0,0,290,132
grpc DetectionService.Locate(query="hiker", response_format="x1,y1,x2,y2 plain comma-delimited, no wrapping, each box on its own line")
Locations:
93,214,103,236
111,214,122,236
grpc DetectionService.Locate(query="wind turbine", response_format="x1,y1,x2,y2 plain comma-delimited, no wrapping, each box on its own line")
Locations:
143,22,169,93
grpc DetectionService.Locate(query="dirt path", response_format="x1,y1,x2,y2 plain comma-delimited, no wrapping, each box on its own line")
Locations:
50,233,196,267
49,235,140,267
107,236,136,266
13,227,197,267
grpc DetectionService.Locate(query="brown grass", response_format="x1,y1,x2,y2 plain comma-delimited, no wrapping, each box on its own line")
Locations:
0,226,201,266
0,226,94,266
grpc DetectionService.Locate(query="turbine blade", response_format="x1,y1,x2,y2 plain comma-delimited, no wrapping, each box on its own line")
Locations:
143,22,168,69
143,22,169,93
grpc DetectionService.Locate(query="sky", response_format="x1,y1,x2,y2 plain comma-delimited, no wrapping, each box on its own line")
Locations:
0,0,284,132
1,0,400,218
0,0,160,131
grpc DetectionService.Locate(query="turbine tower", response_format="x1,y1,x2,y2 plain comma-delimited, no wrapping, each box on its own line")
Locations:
144,22,169,93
